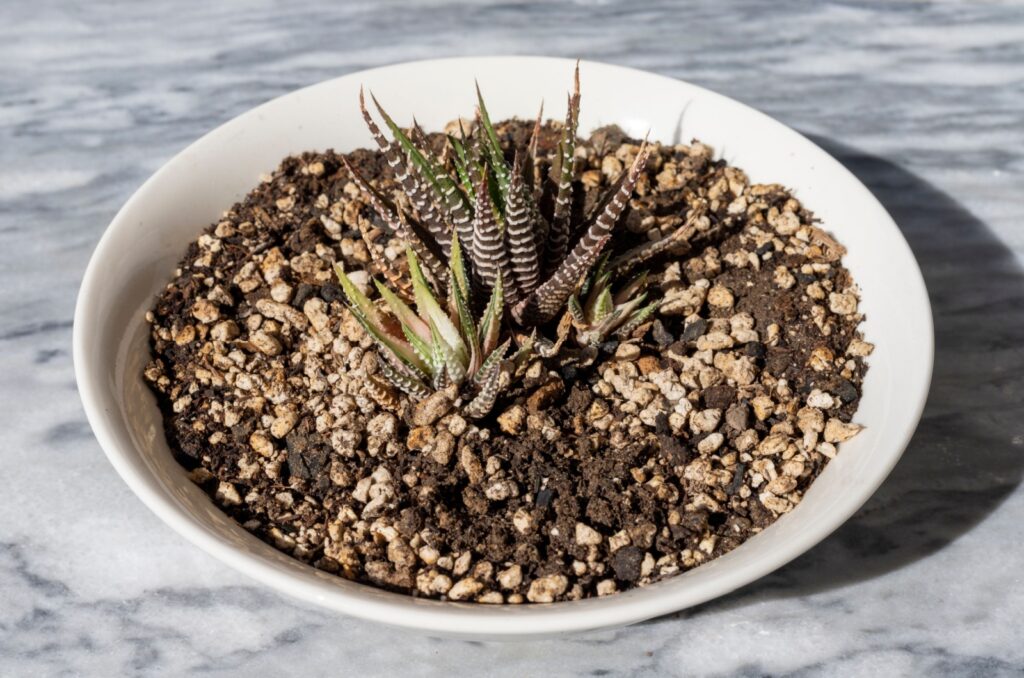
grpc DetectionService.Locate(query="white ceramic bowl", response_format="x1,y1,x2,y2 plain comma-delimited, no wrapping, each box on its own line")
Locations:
74,56,933,639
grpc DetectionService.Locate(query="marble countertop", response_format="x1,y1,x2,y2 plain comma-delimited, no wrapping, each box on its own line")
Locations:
2,1,1023,675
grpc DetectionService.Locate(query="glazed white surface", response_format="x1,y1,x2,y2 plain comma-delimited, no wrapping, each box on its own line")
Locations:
3,1,1023,675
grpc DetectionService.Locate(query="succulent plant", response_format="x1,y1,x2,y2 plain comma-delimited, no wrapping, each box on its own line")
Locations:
567,255,657,347
343,63,651,327
334,233,527,418
337,63,653,415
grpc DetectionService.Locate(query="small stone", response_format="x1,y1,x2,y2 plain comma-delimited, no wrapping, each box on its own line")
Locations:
707,285,734,309
270,411,298,438
575,522,602,546
270,280,293,303
725,402,751,431
829,292,858,316
601,155,623,178
835,379,859,404
596,579,618,596
824,418,863,443
210,320,240,342
696,331,734,351
251,331,282,356
191,299,220,324
773,266,796,290
249,431,274,457
808,346,835,372
796,406,825,433
681,318,709,342
407,426,435,452
459,447,484,484
610,546,645,582
770,209,800,235
387,539,417,569
846,338,875,357
418,545,440,565
411,390,453,426
416,570,453,595
447,577,484,601
651,320,674,347
759,490,793,514
526,574,568,603
215,481,241,505
484,480,518,501
255,299,309,329
478,591,504,604
447,414,468,437
690,408,722,434
755,433,789,456
806,389,835,409
303,297,331,332
498,564,523,590
608,530,631,553
173,325,195,346
766,475,798,495
698,432,725,454
431,430,455,465
634,357,659,377
751,395,775,421
614,343,641,360
512,508,533,534
497,405,526,436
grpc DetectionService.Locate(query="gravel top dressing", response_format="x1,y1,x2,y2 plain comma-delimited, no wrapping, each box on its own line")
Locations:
144,115,871,604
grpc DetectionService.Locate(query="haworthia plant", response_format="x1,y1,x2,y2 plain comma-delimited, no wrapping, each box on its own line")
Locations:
334,233,513,418
567,254,658,347
341,63,654,413
347,62,651,328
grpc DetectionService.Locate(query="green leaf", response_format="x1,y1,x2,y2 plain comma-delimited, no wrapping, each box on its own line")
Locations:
568,294,586,324
472,338,509,385
510,330,536,373
616,300,659,339
448,133,473,195
475,82,511,200
371,94,471,216
448,230,472,309
375,280,430,344
592,287,614,322
378,357,431,398
407,249,468,364
478,273,504,356
430,317,467,385
334,264,428,373
448,266,478,373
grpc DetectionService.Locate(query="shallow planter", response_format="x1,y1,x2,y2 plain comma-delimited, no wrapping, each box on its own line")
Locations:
74,56,932,639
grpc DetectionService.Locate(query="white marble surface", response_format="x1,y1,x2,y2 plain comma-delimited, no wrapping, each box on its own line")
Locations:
2,1,1023,675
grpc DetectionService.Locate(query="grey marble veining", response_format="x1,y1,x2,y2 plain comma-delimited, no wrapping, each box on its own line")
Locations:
2,1,1023,675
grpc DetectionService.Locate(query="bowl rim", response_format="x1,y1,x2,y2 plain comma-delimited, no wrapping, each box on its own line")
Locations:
73,55,934,638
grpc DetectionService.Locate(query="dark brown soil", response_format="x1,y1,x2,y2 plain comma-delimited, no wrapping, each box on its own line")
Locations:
144,120,871,603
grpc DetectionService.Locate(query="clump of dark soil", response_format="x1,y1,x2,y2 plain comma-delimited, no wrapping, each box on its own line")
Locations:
144,120,872,603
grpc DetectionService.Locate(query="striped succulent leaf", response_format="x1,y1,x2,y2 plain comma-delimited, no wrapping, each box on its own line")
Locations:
340,155,447,285
545,62,581,276
475,82,512,200
504,152,541,296
567,256,657,347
